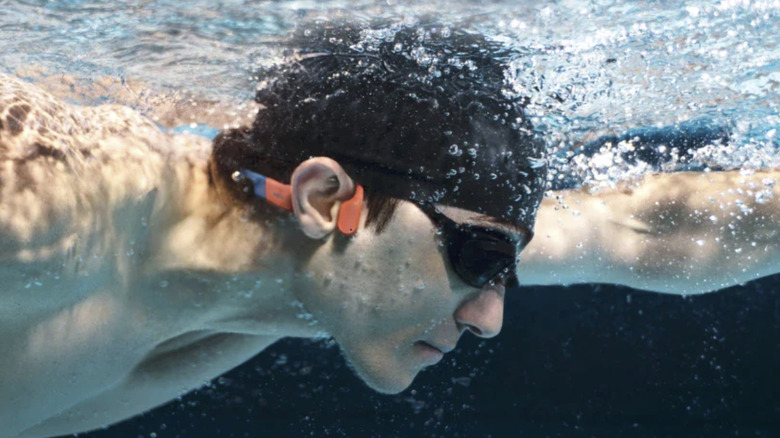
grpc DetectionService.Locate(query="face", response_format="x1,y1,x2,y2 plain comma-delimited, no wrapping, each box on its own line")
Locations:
291,200,526,394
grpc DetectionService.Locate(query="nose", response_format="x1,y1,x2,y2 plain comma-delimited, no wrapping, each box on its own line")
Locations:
454,283,505,338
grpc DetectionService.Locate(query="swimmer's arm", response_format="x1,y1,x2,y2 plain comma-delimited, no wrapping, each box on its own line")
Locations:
18,333,277,438
519,170,780,294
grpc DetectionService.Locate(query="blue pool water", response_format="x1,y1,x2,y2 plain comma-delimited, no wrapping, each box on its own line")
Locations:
2,0,778,186
1,0,779,437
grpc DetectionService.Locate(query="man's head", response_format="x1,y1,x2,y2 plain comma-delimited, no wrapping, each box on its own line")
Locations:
213,20,545,230
210,20,546,393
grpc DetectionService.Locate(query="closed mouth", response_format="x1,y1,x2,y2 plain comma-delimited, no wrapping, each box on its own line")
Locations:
417,341,454,354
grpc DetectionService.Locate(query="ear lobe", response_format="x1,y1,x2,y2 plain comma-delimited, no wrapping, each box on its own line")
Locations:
291,157,356,239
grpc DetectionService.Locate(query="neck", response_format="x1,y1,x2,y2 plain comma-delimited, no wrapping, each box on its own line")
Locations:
139,140,322,339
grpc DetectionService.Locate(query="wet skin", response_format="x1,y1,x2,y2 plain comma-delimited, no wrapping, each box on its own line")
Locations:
290,202,521,394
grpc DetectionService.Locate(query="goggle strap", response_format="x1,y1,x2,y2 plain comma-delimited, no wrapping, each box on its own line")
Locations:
237,169,363,236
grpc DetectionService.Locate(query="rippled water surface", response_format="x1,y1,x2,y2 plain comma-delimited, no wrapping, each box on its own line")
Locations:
2,1,777,175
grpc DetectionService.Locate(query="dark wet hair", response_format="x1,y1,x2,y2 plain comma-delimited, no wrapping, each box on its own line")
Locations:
211,20,546,233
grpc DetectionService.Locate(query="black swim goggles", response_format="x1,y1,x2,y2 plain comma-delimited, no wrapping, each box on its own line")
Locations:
418,204,531,289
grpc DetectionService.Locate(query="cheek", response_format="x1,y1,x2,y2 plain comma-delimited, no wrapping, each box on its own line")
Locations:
323,231,452,336
296,206,455,338
373,230,451,303
405,235,453,294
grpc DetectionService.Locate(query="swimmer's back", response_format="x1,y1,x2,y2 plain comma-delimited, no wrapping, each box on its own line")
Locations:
0,73,214,267
0,75,219,437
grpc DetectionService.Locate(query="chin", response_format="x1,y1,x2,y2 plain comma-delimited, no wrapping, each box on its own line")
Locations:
343,349,417,394
361,372,415,394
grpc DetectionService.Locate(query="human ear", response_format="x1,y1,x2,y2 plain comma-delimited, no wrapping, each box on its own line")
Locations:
290,157,356,239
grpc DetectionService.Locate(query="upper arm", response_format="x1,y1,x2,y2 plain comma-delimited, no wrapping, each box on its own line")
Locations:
518,170,780,294
18,333,278,438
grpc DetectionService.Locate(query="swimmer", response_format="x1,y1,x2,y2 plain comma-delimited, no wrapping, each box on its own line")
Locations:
1,22,778,437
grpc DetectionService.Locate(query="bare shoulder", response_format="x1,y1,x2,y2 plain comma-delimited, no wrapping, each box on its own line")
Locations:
0,73,174,159
0,74,214,321
0,74,210,264
0,75,254,438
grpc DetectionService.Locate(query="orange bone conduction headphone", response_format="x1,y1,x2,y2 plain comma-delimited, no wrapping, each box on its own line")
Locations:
234,169,364,236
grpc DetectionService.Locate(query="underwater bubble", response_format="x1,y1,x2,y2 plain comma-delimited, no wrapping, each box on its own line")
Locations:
448,144,462,156
736,201,754,215
452,376,472,387
696,240,706,246
755,191,773,204
489,173,498,180
296,312,314,321
528,156,546,168
410,45,433,66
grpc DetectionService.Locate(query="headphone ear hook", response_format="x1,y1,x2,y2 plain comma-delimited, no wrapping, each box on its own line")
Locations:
235,168,363,236
337,185,364,236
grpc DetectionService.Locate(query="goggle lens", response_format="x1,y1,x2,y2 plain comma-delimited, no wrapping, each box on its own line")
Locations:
450,231,517,286
424,206,529,289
